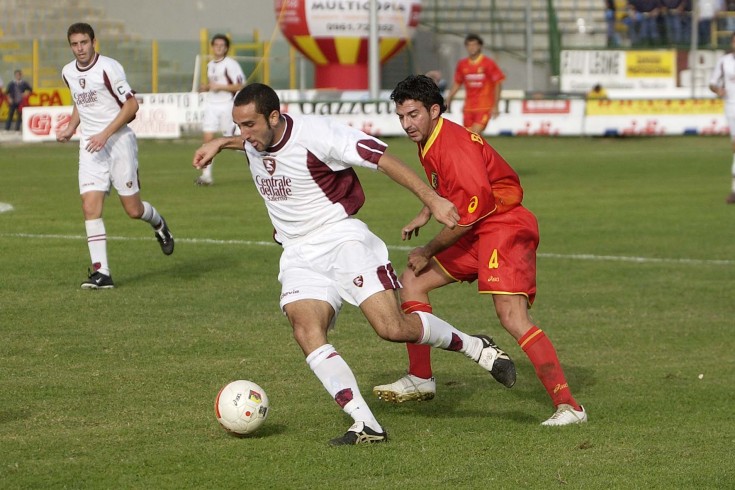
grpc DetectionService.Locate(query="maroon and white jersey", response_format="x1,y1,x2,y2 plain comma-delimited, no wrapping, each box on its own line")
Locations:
243,114,387,245
711,53,735,109
62,53,135,137
207,57,245,104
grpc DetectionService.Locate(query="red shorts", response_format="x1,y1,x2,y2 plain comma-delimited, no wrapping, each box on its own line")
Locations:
434,205,539,304
463,110,491,131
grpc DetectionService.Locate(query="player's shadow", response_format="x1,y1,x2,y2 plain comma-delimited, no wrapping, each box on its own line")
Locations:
0,409,31,424
225,422,287,439
119,250,243,285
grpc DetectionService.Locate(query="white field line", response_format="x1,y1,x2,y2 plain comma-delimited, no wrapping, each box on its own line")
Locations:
3,233,734,266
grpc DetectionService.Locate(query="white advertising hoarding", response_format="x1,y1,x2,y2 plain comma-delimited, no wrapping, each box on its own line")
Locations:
561,50,678,93
22,100,181,142
17,91,729,140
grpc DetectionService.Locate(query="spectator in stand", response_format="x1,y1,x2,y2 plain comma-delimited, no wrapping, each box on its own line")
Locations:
698,0,723,47
681,0,693,44
5,69,32,131
627,0,661,46
725,0,735,31
587,83,609,99
660,0,685,45
605,0,622,47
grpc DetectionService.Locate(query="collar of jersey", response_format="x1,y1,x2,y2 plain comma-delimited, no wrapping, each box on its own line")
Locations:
76,53,100,72
266,114,292,153
420,117,444,158
468,54,485,65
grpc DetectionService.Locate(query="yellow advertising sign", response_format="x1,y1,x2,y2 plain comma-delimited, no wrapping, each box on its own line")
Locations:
586,99,724,116
1,87,71,120
625,51,675,78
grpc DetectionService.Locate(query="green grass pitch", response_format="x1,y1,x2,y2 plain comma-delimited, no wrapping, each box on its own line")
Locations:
1,135,733,488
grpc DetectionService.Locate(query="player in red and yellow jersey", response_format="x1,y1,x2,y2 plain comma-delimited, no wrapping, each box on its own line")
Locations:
445,34,505,134
373,75,587,426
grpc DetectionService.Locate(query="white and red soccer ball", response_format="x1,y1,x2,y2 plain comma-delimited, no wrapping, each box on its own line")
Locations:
215,380,269,435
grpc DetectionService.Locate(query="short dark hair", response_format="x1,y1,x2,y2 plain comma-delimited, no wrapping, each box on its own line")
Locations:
67,23,95,43
234,83,280,117
211,34,230,50
390,75,447,114
465,33,484,45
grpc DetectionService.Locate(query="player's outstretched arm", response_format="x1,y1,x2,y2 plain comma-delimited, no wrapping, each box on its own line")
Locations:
192,136,243,169
377,153,459,229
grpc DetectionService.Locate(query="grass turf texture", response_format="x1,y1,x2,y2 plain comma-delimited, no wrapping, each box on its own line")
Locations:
1,136,733,488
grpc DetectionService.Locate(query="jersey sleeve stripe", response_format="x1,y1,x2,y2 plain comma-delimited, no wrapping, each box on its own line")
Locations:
356,139,386,164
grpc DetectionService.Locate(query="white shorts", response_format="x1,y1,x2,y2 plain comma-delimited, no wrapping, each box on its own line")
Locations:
278,218,401,327
78,126,139,196
202,100,236,135
726,105,735,139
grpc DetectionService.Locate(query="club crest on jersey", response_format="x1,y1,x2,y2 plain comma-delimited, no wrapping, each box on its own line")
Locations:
263,157,276,175
431,172,438,189
353,275,364,287
79,78,86,89
126,181,133,188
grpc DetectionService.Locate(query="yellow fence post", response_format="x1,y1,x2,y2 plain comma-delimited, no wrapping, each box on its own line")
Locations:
151,39,159,93
200,28,209,87
290,46,296,90
33,39,39,90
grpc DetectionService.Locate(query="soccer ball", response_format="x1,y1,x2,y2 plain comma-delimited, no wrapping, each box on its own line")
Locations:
215,380,270,435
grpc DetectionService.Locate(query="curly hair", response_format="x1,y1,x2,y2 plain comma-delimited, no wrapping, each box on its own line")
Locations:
390,75,446,114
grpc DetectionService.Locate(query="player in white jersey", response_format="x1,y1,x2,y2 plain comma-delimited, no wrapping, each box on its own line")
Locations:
709,32,735,204
192,83,517,445
56,23,174,289
195,34,245,186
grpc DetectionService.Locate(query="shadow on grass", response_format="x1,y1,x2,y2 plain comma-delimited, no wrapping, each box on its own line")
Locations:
118,252,242,286
0,410,31,424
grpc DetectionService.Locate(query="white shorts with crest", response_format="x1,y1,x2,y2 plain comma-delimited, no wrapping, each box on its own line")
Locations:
78,126,139,196
278,218,401,327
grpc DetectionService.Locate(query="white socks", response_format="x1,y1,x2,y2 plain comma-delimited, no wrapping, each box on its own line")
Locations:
306,344,382,433
414,311,483,361
140,201,162,229
202,162,213,180
85,218,109,276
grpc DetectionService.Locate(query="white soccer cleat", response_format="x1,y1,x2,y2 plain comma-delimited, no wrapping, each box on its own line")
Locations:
373,374,436,403
541,404,588,426
195,176,213,186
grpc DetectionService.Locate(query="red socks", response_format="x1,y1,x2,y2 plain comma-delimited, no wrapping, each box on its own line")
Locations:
519,326,580,410
402,301,433,379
